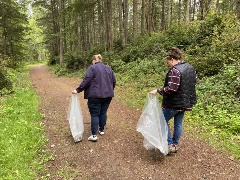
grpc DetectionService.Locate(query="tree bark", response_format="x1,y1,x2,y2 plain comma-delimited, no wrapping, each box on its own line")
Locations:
199,0,204,20
98,0,105,46
77,15,81,55
148,0,153,33
185,0,190,24
119,0,125,47
50,0,59,57
161,0,165,31
178,0,182,23
123,0,129,44
141,0,145,35
59,0,64,66
237,0,240,20
133,0,138,38
192,0,196,20
167,0,172,29
105,0,113,51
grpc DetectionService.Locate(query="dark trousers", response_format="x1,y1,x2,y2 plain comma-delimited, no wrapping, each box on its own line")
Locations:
87,97,112,135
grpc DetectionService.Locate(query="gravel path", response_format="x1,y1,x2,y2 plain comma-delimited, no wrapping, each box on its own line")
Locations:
29,64,240,180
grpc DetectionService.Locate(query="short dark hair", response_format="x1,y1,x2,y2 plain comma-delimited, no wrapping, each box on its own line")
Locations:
166,47,183,60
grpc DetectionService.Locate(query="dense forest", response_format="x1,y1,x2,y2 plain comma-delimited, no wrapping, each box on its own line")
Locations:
0,0,239,68
0,0,240,168
0,0,240,178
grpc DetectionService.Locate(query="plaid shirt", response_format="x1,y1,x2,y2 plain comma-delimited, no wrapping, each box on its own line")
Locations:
157,67,181,95
157,62,193,111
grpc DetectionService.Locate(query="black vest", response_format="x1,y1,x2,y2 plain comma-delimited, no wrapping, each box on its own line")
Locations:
162,62,197,109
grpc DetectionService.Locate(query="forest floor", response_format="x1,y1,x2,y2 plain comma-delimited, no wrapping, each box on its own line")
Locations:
29,64,240,180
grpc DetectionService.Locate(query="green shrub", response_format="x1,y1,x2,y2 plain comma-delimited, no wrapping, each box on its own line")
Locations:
64,53,85,70
119,34,168,63
187,63,240,158
185,13,240,78
0,67,13,95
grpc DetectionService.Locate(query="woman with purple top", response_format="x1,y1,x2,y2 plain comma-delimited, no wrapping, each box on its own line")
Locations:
72,54,116,142
150,47,197,153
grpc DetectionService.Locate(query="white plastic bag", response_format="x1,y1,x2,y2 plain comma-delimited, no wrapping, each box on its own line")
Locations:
67,94,84,142
136,94,168,155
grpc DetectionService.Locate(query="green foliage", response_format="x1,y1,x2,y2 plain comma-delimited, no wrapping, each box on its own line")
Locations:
64,52,85,70
113,13,240,80
162,23,193,49
186,63,240,158
113,57,166,84
0,68,47,179
0,0,29,67
110,14,240,159
185,13,240,78
0,67,12,95
54,13,240,159
25,16,48,63
112,56,168,108
51,64,86,78
114,60,240,159
118,34,168,63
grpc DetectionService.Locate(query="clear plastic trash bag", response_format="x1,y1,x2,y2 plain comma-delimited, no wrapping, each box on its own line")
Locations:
67,94,84,142
136,94,168,155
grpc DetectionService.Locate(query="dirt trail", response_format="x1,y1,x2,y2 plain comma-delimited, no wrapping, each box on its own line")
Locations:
29,64,240,180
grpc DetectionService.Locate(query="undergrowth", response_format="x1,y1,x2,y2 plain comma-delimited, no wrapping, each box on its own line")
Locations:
186,64,240,159
0,67,48,179
51,13,240,160
114,62,240,160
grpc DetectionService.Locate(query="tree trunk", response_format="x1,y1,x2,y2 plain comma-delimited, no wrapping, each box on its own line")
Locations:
215,0,219,11
167,0,172,29
133,0,138,38
185,0,190,24
123,0,129,44
148,0,152,33
50,0,59,57
237,0,240,19
112,2,118,41
1,4,7,59
98,0,105,46
119,0,125,47
77,15,81,55
199,0,204,20
105,0,113,51
161,0,165,31
59,0,64,66
141,0,145,35
192,0,196,20
178,0,181,23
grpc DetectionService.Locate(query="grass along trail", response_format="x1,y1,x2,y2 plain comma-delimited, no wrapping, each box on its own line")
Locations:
29,64,240,180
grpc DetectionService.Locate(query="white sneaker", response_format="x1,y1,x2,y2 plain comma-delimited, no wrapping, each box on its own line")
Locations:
168,144,177,153
88,135,98,142
99,131,105,135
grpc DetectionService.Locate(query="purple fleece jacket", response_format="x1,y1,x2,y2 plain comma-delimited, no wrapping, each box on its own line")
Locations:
76,62,116,99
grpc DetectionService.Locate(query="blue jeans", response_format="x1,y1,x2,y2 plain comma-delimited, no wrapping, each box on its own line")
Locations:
88,97,112,135
162,108,185,145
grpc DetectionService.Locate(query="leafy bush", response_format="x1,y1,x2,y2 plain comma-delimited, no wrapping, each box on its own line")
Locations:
185,13,240,78
186,63,240,158
110,14,240,158
119,34,168,63
0,67,13,95
64,53,85,70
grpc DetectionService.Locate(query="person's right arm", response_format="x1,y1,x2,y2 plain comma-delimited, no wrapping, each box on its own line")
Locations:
73,66,94,93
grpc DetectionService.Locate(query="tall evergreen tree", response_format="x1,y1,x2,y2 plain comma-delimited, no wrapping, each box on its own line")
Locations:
0,0,28,67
